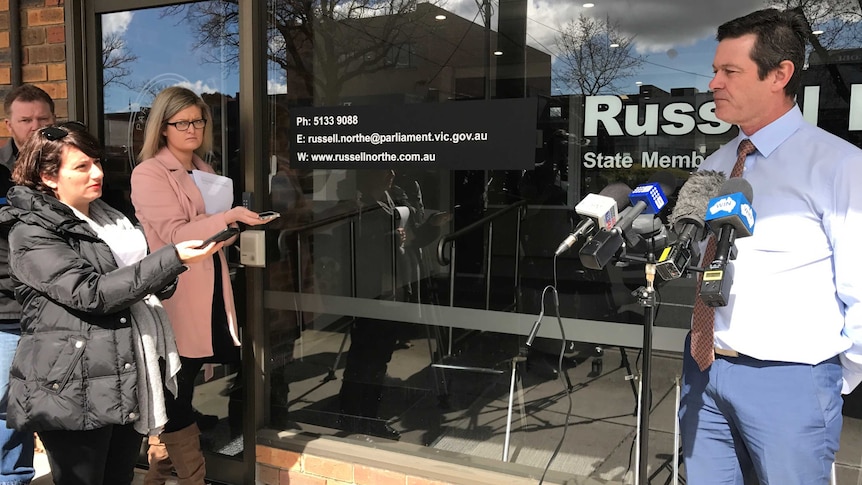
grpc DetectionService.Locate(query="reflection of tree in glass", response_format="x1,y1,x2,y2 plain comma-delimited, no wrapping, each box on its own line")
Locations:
772,1,862,103
162,0,439,104
771,0,862,50
555,14,644,95
102,32,139,89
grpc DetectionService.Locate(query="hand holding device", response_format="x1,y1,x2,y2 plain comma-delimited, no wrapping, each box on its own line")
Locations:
257,210,281,222
196,227,240,249
225,206,269,227
176,240,222,264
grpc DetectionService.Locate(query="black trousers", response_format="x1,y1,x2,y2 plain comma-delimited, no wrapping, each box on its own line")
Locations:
163,357,204,433
38,423,142,485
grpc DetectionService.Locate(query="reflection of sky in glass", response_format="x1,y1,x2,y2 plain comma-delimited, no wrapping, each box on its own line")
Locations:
101,6,241,113
100,0,861,112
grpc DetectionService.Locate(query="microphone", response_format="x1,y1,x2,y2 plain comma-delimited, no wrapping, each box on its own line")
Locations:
555,182,632,256
656,170,726,280
578,172,675,270
700,178,756,307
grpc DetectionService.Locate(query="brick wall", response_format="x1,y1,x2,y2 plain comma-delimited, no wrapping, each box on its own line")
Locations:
256,446,454,485
0,0,68,143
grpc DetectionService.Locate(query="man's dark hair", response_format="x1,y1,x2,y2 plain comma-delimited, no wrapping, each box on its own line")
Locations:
717,8,812,97
3,84,55,117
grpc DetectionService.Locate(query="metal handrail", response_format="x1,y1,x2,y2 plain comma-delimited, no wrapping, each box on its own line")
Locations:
436,198,528,266
277,202,383,363
279,202,382,237
432,198,527,359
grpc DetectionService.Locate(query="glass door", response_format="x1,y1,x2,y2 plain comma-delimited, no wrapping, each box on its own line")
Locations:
94,1,245,483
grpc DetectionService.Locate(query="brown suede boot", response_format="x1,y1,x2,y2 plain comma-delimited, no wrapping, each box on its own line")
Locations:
145,434,174,485
160,423,206,485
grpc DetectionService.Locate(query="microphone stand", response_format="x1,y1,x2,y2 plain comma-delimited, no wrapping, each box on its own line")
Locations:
633,252,657,485
614,245,658,485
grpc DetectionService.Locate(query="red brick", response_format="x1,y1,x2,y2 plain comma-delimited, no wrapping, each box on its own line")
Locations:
29,7,63,26
282,470,326,485
46,62,64,80
33,81,65,100
354,464,406,485
304,455,353,482
0,67,8,85
22,63,46,82
0,32,8,49
52,98,67,120
257,464,280,485
21,27,45,46
256,445,301,471
26,44,64,63
46,25,63,43
0,0,8,11
407,477,453,485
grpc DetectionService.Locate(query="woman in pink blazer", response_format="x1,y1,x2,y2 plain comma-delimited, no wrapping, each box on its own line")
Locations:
130,86,266,485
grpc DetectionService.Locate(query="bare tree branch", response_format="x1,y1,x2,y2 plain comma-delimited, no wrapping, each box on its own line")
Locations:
162,0,438,104
554,14,644,95
102,32,139,89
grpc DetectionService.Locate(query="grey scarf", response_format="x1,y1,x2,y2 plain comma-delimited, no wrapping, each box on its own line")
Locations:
73,200,181,435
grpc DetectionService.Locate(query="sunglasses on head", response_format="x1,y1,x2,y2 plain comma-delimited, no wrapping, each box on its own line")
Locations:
37,121,91,165
39,121,88,141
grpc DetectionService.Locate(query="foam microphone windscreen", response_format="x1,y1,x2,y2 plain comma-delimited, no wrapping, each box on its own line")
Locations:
669,170,726,229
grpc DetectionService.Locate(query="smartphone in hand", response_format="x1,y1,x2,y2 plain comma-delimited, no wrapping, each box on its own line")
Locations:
258,211,281,222
196,227,240,249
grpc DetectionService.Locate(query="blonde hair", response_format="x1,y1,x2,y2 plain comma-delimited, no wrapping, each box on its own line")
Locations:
137,86,213,162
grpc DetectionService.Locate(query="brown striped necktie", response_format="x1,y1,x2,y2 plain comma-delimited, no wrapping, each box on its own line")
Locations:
689,139,755,370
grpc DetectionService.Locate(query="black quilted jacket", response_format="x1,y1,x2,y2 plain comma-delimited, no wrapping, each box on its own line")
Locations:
0,186,186,432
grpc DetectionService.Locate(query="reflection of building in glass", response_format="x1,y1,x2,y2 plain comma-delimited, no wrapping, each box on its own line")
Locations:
283,2,551,105
801,48,862,147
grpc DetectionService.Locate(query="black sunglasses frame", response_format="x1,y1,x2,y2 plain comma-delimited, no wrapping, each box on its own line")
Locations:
39,121,88,142
39,126,68,141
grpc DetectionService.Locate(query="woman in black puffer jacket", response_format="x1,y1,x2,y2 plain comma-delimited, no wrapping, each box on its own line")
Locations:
0,123,220,485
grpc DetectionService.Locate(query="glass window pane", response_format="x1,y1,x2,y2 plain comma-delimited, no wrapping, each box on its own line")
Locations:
250,0,862,479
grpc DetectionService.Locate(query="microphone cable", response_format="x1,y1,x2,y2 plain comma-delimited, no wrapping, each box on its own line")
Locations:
530,253,575,485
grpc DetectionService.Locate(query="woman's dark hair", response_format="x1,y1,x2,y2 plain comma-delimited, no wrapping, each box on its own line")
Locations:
12,122,101,195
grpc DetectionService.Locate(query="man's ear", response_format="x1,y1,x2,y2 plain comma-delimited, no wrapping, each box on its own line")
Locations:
771,60,795,92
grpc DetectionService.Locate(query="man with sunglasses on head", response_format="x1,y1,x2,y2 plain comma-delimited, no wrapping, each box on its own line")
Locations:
0,84,55,485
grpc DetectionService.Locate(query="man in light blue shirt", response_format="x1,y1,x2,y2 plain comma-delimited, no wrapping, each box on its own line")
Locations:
679,8,862,485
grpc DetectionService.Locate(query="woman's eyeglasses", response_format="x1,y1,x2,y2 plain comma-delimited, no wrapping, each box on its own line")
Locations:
165,119,207,131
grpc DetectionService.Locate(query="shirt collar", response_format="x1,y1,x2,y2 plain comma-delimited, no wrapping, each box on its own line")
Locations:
745,105,805,159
